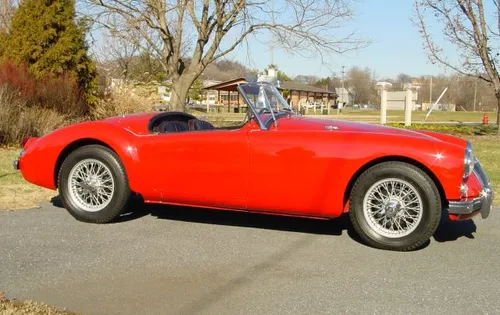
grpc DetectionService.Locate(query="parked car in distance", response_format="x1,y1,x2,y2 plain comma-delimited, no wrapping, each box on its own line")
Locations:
14,82,494,251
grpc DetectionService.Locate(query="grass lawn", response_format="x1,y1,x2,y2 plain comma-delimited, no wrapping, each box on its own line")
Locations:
467,136,500,201
0,148,56,210
1,134,498,210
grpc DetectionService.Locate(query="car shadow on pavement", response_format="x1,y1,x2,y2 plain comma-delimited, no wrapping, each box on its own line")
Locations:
114,195,363,239
148,203,353,236
50,195,478,248
50,195,352,237
433,212,477,242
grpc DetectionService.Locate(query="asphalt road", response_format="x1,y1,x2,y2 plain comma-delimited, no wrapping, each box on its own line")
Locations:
1,200,500,315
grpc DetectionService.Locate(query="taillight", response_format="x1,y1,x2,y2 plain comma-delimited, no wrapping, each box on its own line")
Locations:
21,137,39,148
21,137,30,147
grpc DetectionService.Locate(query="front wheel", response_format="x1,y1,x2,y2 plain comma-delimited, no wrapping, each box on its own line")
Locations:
58,145,131,223
349,162,441,251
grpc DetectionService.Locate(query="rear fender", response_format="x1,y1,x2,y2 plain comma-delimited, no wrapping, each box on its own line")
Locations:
20,122,142,192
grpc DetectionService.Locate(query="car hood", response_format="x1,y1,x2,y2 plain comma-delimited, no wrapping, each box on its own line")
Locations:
277,115,467,147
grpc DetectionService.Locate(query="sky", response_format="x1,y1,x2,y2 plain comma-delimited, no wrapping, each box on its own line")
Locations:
89,0,468,80
225,0,457,80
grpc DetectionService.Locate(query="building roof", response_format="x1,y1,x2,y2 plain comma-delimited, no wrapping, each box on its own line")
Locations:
204,77,338,96
279,81,337,96
203,77,247,91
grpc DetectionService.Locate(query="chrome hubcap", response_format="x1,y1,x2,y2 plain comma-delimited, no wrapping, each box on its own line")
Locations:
68,159,115,212
363,178,423,238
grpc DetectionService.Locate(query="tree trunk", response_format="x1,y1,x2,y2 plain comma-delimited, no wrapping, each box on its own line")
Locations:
497,95,500,135
170,74,197,111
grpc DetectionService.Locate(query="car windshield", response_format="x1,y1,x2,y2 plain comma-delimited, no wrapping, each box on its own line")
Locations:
238,82,292,115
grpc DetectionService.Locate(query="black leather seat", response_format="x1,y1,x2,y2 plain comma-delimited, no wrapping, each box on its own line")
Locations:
188,119,215,131
158,121,189,133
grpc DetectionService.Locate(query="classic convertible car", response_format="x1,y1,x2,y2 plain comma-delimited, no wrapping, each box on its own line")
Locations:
14,82,494,251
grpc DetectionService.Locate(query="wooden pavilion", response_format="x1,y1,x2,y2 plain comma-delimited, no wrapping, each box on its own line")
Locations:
203,77,338,113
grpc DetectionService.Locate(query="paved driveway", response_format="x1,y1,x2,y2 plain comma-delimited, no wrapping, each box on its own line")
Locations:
1,200,499,315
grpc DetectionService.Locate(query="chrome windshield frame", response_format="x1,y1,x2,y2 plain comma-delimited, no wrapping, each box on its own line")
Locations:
237,81,293,130
237,83,268,130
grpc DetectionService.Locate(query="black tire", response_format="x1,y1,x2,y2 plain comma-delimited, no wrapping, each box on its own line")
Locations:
58,145,131,223
349,162,441,251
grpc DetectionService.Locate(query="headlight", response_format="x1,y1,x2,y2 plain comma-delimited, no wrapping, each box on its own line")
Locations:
463,142,475,179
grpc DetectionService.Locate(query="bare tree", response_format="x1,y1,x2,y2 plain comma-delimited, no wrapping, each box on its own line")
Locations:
294,75,321,85
98,30,140,82
346,66,377,105
83,0,368,110
395,73,412,90
0,0,16,32
414,0,500,132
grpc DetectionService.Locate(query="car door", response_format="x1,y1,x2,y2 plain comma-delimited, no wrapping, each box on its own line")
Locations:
141,129,249,209
246,129,337,216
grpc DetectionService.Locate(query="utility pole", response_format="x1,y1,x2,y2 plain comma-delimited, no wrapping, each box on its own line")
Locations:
429,76,433,105
340,65,345,107
473,76,477,112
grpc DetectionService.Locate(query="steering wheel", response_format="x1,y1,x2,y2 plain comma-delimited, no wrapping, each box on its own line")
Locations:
257,108,268,115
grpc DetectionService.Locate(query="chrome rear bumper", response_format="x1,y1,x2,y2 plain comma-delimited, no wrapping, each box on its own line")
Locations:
448,160,494,219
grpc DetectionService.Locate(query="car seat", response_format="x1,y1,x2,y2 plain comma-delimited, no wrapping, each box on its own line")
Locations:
158,121,189,133
187,119,216,131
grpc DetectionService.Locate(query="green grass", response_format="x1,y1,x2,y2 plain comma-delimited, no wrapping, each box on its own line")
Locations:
0,148,21,185
468,136,500,202
388,123,498,136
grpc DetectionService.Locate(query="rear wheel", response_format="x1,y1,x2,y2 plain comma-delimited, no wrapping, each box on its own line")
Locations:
349,162,441,251
58,145,130,223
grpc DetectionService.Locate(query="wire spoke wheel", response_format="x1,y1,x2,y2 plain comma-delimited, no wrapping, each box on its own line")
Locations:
68,158,115,212
363,178,423,238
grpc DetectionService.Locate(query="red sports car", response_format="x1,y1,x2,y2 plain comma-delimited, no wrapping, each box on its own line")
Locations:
14,82,494,251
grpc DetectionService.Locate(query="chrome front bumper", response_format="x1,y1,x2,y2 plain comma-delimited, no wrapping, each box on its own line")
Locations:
449,187,494,219
448,161,494,219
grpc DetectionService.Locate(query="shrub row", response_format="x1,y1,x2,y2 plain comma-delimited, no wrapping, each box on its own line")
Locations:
0,86,68,145
0,60,90,117
0,59,155,145
388,123,498,136
92,89,152,120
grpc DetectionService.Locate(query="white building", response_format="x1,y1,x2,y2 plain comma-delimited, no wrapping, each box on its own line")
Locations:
335,88,352,106
202,79,221,105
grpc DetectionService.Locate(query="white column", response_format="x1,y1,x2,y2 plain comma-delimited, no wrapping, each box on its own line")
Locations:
380,88,387,124
376,82,392,125
298,91,302,113
405,87,412,126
